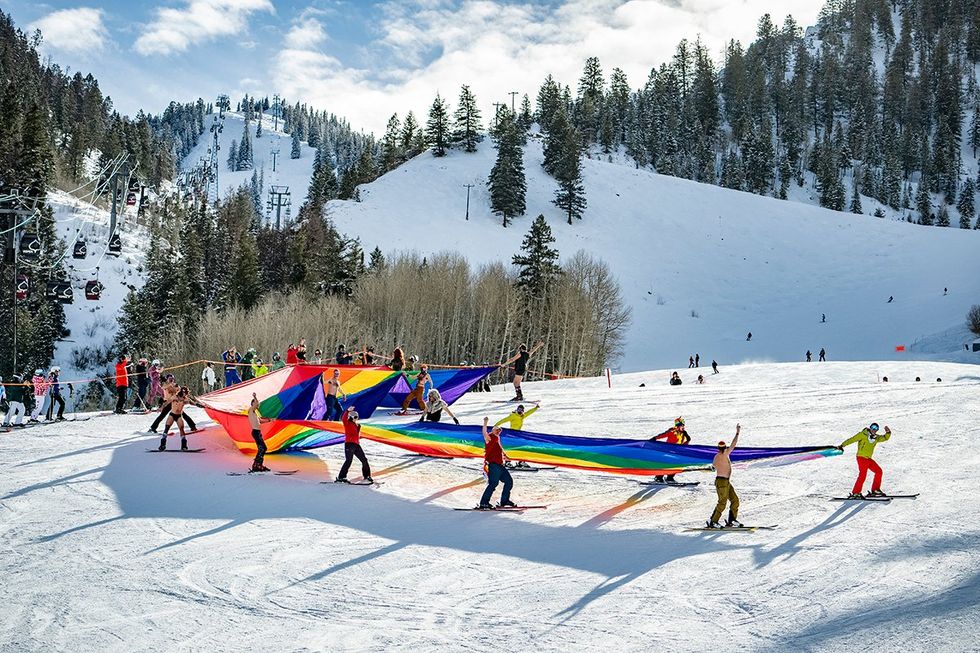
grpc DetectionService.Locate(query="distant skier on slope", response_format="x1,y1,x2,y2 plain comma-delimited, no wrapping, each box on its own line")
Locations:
707,423,742,529
689,356,695,368
712,360,719,374
503,341,544,402
669,371,683,386
248,393,269,472
495,402,540,469
650,417,692,484
334,407,372,484
419,389,460,424
837,423,891,499
887,296,894,303
695,353,700,367
819,348,826,362
478,416,517,510
746,332,752,341
806,350,812,362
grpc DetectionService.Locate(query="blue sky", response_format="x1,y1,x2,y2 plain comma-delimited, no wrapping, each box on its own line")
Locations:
7,1,824,134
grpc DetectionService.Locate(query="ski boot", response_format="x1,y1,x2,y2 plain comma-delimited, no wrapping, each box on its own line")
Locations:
476,503,495,510
665,475,678,485
499,500,518,508
180,437,188,451
705,520,722,529
653,475,665,483
504,461,514,469
334,477,351,483
515,461,531,469
867,489,887,498
363,477,374,484
846,492,864,499
250,463,271,473
157,438,167,452
726,519,743,529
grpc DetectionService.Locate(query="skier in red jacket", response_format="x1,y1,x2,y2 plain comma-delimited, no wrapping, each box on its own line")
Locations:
114,353,130,414
650,417,692,484
334,407,372,484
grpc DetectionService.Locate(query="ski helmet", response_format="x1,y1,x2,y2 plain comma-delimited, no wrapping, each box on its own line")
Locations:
273,352,281,360
152,359,161,366
869,423,880,433
34,369,43,376
50,366,61,374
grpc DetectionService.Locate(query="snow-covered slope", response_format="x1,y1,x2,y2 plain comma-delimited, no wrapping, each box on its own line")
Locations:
326,136,980,371
2,361,977,650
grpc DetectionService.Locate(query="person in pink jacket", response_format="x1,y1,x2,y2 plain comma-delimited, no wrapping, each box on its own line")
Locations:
30,369,49,422
147,361,164,407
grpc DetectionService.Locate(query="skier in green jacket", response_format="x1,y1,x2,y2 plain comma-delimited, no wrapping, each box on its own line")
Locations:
838,423,891,498
495,403,540,469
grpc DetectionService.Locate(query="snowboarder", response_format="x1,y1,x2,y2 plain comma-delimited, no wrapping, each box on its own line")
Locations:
819,348,826,362
323,369,346,421
837,423,891,498
669,371,683,386
149,376,198,433
806,350,812,362
159,386,195,451
113,354,130,414
336,344,353,365
746,332,752,341
651,417,692,484
334,407,372,484
148,360,164,405
503,341,544,402
3,375,26,427
201,362,216,393
248,393,269,472
712,360,719,374
397,364,431,414
479,417,516,509
29,368,48,422
419,389,460,424
222,347,242,386
46,368,65,421
695,353,700,367
707,423,742,529
688,356,695,368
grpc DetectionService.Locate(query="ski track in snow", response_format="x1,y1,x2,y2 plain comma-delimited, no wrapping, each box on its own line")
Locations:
1,361,978,651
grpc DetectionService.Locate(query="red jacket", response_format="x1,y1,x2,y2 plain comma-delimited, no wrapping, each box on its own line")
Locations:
341,409,360,444
485,433,504,465
115,360,129,388
653,426,689,444
286,346,298,365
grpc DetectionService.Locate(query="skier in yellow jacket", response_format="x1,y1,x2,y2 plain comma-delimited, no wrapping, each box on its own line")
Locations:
838,422,891,498
495,403,539,469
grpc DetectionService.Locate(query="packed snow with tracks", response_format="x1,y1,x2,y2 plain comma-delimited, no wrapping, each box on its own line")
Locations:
1,361,977,651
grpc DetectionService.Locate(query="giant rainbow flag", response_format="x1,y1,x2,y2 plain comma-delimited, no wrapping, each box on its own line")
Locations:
379,366,498,407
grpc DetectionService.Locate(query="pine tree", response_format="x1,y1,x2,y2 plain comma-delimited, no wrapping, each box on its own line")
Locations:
849,175,863,214
290,128,301,159
255,111,263,138
250,170,262,216
452,85,483,152
488,112,526,227
937,204,951,227
368,246,386,272
957,178,975,228
400,111,419,156
426,94,451,156
380,113,402,171
518,94,533,131
227,139,238,171
553,126,587,224
916,179,933,225
512,214,562,299
237,122,253,171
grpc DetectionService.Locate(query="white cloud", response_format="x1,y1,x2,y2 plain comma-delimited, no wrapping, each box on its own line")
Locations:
134,0,274,56
273,0,824,135
29,7,109,55
285,19,327,49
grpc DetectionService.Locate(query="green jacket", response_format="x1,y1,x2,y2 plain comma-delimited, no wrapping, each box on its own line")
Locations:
494,406,538,430
840,428,890,459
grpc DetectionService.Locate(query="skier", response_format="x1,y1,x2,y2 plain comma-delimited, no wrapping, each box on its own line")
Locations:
29,368,48,422
334,407,372,484
887,296,894,303
148,360,164,405
159,386,195,451
495,402,539,470
650,417,692,484
503,341,544,402
746,332,752,341
696,375,705,384
707,423,742,529
688,356,695,368
248,393,269,472
821,313,826,323
819,348,826,362
323,369,346,421
149,376,198,433
3,375,26,427
390,347,405,371
944,287,948,296
837,423,891,498
222,347,242,386
201,362,217,393
478,416,517,510
271,352,285,371
669,371,683,386
712,360,719,374
695,353,700,367
113,353,130,414
336,344,353,365
46,368,65,421
419,389,460,424
397,364,431,415
806,350,812,362
132,358,150,409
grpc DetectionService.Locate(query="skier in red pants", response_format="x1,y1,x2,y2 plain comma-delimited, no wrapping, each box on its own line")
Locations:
837,423,891,498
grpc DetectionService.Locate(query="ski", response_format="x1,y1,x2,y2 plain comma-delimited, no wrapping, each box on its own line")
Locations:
684,525,777,532
227,470,299,476
830,496,892,502
638,480,700,487
880,494,919,499
402,453,455,460
320,480,383,486
454,505,546,511
505,465,557,472
147,448,206,453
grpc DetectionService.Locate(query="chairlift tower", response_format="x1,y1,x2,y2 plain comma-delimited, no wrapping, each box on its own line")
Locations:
266,185,291,229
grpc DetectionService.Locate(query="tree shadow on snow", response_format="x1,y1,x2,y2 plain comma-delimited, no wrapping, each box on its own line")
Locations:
38,438,749,618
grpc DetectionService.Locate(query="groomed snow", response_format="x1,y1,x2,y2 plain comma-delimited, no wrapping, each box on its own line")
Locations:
2,361,977,651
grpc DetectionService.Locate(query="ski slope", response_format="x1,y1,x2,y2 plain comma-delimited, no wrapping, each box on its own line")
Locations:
1,361,977,651
325,135,980,372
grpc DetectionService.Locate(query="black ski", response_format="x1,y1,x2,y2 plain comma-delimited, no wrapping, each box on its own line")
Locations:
638,480,700,487
506,465,557,472
227,470,299,476
147,448,206,453
454,505,546,511
684,524,777,532
830,496,892,502
320,480,383,486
